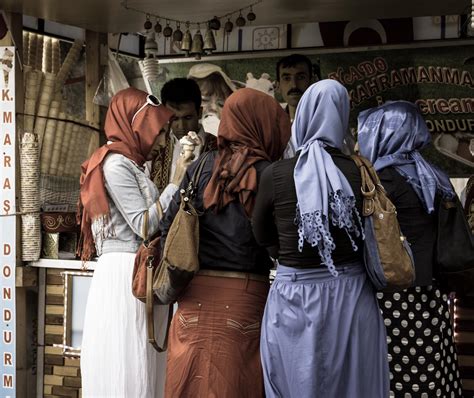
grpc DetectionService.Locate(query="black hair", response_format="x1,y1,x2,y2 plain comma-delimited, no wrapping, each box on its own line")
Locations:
160,78,202,112
276,54,313,81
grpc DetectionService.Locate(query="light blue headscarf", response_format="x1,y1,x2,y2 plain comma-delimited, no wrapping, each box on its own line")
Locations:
293,79,363,277
357,101,454,213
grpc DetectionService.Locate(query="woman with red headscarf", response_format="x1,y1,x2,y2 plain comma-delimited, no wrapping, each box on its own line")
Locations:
159,88,291,397
78,88,177,397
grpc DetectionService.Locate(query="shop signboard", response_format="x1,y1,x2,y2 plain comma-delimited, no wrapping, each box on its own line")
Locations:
322,45,474,176
0,46,15,397
156,42,474,176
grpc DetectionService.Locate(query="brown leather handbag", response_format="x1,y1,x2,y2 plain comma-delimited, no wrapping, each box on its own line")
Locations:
152,152,210,304
132,202,172,352
132,207,162,302
351,155,415,291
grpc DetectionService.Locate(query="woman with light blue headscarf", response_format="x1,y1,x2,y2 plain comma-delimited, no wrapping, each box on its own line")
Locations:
358,100,463,398
252,79,389,398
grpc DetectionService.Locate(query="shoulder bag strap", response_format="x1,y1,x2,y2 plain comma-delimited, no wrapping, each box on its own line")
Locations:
351,154,377,216
142,209,149,242
146,265,173,352
183,151,212,201
356,155,384,188
351,155,377,194
144,205,171,352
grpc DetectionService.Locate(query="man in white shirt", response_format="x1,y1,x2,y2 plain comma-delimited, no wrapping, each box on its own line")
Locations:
149,78,217,192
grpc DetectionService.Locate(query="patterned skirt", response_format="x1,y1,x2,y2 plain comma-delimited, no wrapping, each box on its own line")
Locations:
378,286,463,397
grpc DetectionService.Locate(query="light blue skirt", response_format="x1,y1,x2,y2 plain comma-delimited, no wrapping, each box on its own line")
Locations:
260,262,389,398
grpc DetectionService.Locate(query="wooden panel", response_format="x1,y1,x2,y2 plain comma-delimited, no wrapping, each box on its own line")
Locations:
45,314,64,325
456,297,474,307
454,299,474,398
462,379,474,391
455,307,474,320
46,305,65,315
45,325,64,335
458,355,474,367
53,366,79,377
47,285,65,295
15,266,38,287
64,358,80,368
456,320,474,332
459,366,474,379
85,30,107,128
51,385,78,398
47,274,65,285
45,334,62,345
63,377,81,388
45,346,63,355
44,375,64,386
46,295,64,305
455,331,474,344
45,354,64,366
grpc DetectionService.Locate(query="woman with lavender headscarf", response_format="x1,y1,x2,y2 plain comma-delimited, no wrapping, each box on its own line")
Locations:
358,100,463,398
253,79,389,397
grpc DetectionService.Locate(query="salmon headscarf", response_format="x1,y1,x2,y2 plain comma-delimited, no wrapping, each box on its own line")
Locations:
203,88,291,216
78,87,173,260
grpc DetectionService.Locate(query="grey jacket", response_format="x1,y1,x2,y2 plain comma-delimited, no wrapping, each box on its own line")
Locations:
92,153,177,256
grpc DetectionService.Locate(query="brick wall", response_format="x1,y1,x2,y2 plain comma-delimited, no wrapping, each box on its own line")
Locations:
43,268,82,398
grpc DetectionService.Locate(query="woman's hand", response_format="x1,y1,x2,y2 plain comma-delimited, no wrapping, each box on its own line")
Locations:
171,132,202,186
171,151,194,186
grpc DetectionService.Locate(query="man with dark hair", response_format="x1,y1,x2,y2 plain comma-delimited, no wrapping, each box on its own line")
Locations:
149,78,217,191
276,54,317,122
161,77,203,140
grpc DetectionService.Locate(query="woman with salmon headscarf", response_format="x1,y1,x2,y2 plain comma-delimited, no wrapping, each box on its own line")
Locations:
78,87,186,398
159,88,291,397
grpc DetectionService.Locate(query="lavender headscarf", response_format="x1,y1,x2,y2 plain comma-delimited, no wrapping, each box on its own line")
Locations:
293,80,363,277
357,101,454,213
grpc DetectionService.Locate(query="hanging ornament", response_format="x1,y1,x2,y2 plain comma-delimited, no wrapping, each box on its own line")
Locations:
236,11,246,27
181,23,193,56
191,26,204,60
144,15,152,31
163,21,173,37
144,32,158,58
173,22,183,43
154,19,162,34
203,25,217,55
224,18,234,33
247,7,256,22
209,16,221,30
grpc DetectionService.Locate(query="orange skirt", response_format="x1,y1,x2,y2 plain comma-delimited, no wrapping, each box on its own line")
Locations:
165,274,269,398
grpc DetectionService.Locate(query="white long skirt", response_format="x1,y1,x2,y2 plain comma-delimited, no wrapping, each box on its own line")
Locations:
81,252,169,398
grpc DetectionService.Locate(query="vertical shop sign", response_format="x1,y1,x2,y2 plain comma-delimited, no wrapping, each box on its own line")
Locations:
0,46,15,397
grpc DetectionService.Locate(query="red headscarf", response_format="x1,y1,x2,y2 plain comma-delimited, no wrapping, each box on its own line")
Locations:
78,87,173,260
203,88,291,216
